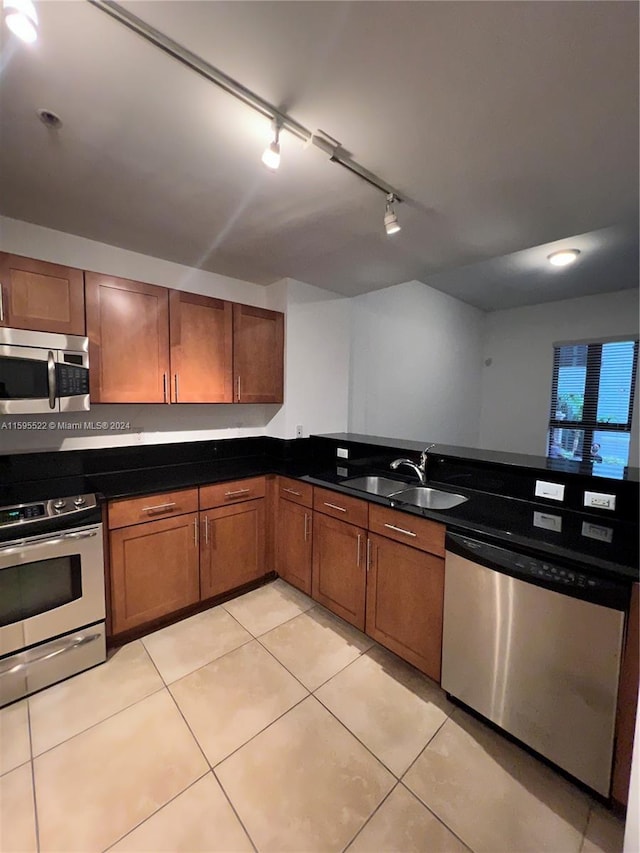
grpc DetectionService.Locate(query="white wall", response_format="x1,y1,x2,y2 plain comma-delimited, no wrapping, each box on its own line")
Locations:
267,279,350,440
0,218,351,452
348,280,485,446
478,289,640,464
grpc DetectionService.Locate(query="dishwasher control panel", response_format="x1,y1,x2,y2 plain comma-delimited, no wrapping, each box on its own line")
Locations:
446,532,630,611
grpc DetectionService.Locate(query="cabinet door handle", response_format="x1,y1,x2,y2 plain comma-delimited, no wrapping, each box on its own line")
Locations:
283,487,301,497
141,501,176,514
324,502,347,513
384,523,417,538
193,516,198,546
204,515,209,545
0,283,4,322
163,373,167,404
225,488,250,498
366,538,371,572
357,533,362,566
236,375,241,401
304,512,310,542
174,374,179,403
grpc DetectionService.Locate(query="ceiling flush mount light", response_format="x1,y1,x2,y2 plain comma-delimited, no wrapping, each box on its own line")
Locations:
261,120,281,171
384,193,401,236
3,0,38,43
547,249,580,267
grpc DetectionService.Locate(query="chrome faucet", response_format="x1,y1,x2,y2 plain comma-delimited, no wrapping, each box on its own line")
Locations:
390,443,435,486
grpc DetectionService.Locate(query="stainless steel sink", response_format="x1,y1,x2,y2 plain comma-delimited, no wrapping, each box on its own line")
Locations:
391,487,468,510
338,476,408,496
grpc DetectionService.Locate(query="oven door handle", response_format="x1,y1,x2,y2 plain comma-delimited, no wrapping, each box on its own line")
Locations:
0,633,102,678
47,350,57,410
0,529,98,554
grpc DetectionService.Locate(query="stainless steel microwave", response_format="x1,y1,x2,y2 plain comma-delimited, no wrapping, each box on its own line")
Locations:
0,328,90,414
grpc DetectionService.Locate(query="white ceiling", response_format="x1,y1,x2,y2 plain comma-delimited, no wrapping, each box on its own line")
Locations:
0,0,637,309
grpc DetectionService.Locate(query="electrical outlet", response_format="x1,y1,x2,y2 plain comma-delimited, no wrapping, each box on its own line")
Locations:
583,491,616,511
337,447,349,459
296,424,303,438
534,480,565,501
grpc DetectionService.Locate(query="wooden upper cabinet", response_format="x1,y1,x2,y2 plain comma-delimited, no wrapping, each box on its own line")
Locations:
0,253,85,335
233,304,284,403
169,290,233,403
85,272,170,403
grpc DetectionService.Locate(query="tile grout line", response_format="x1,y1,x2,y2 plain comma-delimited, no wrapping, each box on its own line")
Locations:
27,682,167,763
25,700,41,853
101,769,210,852
210,766,260,853
396,778,477,853
339,779,401,852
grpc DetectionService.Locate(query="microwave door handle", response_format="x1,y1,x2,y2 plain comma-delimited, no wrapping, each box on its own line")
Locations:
47,351,57,410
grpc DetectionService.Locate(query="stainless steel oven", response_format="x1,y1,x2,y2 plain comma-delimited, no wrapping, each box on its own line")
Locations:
0,327,90,414
0,493,106,706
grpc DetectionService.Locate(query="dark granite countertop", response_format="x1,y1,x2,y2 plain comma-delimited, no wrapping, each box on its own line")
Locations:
1,436,637,582
301,468,638,583
317,432,640,483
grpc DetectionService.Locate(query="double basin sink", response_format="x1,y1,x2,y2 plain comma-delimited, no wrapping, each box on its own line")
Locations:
338,476,468,510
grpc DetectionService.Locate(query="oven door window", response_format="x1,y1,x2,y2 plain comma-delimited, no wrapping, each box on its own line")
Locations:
0,555,83,626
0,355,50,401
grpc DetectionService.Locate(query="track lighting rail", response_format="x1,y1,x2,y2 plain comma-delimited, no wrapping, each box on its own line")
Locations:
87,0,403,204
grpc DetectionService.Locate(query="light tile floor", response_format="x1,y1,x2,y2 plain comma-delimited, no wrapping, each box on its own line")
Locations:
0,578,627,853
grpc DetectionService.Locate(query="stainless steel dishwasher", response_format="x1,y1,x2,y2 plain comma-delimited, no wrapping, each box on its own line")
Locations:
441,531,630,796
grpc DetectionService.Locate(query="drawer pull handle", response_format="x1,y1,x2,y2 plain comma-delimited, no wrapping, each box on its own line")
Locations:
225,488,251,498
384,523,417,538
324,502,347,513
283,487,301,496
142,502,177,513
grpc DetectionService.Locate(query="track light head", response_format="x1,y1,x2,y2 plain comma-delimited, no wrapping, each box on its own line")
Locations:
3,0,38,42
262,120,281,171
384,193,401,235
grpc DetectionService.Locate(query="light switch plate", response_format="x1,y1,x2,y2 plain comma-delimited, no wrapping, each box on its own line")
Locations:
533,511,562,532
583,491,616,511
581,521,614,543
534,480,565,501
337,447,349,459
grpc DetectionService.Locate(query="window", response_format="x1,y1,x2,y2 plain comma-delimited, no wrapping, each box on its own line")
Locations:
548,339,638,473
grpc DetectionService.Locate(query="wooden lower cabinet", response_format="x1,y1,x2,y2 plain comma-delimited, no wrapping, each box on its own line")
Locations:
312,512,366,630
109,512,200,634
366,533,444,681
200,500,265,599
276,497,312,594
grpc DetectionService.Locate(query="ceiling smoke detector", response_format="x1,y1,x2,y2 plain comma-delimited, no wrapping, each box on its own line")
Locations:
37,109,63,129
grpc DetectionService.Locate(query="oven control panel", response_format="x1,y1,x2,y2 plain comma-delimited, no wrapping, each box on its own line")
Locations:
0,495,98,529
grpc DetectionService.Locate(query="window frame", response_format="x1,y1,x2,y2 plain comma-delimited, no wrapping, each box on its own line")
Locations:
548,337,638,463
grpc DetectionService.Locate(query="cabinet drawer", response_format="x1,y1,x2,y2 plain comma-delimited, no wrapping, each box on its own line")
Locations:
369,504,445,557
313,486,369,528
278,476,313,508
108,488,198,529
199,476,266,510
